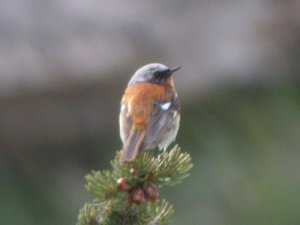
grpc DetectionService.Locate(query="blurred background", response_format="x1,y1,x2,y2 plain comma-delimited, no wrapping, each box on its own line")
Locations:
1,0,300,224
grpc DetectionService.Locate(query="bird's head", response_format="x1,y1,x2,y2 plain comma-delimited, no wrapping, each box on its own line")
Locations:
128,63,181,87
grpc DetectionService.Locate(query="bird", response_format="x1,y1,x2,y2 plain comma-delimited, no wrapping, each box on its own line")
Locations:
119,63,181,163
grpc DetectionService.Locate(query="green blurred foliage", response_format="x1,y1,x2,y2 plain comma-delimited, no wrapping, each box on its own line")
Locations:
1,81,300,225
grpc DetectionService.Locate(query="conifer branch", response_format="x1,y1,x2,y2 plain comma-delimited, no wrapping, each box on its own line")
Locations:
77,145,192,225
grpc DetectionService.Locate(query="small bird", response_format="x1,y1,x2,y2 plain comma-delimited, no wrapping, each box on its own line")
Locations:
119,63,181,163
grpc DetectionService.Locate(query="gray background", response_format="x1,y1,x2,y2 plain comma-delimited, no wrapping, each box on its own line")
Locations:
1,1,300,224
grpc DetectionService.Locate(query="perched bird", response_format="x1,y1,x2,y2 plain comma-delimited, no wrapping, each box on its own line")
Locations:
119,63,181,163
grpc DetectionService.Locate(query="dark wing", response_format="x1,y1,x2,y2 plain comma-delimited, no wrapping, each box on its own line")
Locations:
142,93,180,150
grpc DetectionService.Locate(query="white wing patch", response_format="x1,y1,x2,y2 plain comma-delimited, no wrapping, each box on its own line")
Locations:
160,102,171,110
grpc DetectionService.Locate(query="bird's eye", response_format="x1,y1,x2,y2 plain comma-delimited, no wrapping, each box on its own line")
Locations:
153,69,169,77
153,71,160,77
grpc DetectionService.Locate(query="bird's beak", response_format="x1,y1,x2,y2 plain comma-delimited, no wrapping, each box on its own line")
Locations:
169,66,181,74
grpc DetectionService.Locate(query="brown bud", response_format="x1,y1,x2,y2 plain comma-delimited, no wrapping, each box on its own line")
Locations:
116,177,131,191
144,183,158,202
130,188,145,204
146,171,153,181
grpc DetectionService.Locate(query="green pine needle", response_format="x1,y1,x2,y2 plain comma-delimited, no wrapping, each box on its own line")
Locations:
152,145,193,187
78,145,192,225
77,203,100,225
85,171,118,201
150,200,174,225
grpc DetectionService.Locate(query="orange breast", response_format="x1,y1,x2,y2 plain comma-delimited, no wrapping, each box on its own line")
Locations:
122,83,173,129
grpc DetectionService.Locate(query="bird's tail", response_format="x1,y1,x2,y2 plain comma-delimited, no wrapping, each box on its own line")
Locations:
120,128,145,164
